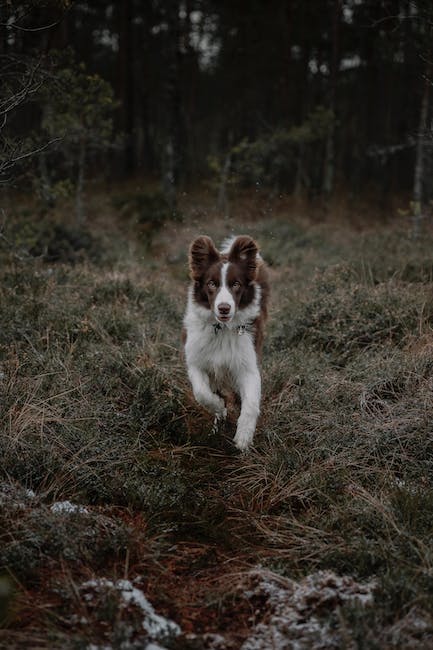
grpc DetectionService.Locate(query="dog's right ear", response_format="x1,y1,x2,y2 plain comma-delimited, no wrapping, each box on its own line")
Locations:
189,236,220,281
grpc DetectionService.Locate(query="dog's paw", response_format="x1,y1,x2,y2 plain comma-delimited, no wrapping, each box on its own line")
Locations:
233,429,254,452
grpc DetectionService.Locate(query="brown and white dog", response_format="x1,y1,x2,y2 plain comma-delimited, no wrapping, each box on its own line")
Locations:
183,235,269,450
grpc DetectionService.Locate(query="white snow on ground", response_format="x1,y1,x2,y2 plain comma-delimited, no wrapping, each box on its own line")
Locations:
183,633,228,649
394,477,423,495
242,569,376,650
81,577,181,641
50,500,89,514
87,643,169,650
86,642,168,650
0,482,37,509
0,483,92,514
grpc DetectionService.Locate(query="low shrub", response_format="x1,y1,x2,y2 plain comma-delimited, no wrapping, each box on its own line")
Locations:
2,213,100,263
0,485,130,582
113,190,182,247
271,265,426,360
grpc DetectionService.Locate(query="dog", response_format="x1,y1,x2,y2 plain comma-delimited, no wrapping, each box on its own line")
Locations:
183,234,269,450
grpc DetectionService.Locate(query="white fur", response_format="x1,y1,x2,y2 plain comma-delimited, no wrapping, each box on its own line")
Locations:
184,278,262,451
214,262,235,322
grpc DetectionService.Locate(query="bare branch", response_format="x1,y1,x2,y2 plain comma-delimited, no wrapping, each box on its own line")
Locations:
0,137,63,180
1,20,61,32
0,57,43,131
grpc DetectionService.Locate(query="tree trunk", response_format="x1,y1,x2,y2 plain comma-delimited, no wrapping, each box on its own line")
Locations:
162,0,182,212
412,73,430,239
293,4,310,197
76,140,86,223
163,140,176,211
38,102,54,208
322,0,341,196
294,143,306,197
412,50,431,239
118,0,135,175
137,3,154,173
217,149,232,214
38,151,53,208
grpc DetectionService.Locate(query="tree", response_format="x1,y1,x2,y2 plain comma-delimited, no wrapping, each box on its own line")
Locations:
322,0,341,195
0,55,44,181
161,0,183,211
117,0,135,175
0,1,71,182
35,53,116,221
216,106,333,198
3,0,433,206
412,66,430,238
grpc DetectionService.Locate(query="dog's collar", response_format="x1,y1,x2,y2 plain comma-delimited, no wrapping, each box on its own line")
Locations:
213,322,252,336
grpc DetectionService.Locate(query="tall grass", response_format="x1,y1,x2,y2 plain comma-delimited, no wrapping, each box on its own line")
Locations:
1,196,433,647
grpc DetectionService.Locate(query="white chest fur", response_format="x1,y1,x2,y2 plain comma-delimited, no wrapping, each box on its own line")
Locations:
184,290,261,451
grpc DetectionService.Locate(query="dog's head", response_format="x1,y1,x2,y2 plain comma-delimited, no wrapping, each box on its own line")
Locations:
189,235,259,324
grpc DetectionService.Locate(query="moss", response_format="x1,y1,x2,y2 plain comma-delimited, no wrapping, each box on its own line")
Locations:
0,502,130,582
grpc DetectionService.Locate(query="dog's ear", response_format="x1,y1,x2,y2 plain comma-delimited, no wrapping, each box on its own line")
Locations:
189,236,220,280
228,235,258,281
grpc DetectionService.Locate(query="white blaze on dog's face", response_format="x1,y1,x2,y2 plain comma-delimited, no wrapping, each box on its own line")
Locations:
208,263,235,323
189,235,258,323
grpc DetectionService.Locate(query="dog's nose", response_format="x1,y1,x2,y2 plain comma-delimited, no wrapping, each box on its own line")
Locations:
218,303,231,315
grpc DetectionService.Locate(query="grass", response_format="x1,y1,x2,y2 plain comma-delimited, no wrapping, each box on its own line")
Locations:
1,188,433,647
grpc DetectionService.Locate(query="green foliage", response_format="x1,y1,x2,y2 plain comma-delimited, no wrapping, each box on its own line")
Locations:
2,195,433,646
0,247,188,513
278,266,423,359
1,211,101,263
0,496,130,581
29,222,99,263
30,50,116,215
39,55,115,150
215,107,334,192
112,190,182,246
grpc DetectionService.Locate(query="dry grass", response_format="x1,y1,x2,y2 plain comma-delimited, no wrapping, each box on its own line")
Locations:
1,188,433,647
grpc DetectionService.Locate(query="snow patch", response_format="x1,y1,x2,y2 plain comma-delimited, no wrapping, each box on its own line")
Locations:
394,477,423,495
242,569,376,650
185,633,228,649
50,500,89,515
0,482,37,510
81,578,180,642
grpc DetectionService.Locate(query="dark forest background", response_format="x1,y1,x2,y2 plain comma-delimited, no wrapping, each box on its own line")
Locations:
4,4,433,645
1,0,433,218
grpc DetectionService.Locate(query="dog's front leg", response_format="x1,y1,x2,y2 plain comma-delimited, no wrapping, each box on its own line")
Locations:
233,365,261,451
187,365,226,418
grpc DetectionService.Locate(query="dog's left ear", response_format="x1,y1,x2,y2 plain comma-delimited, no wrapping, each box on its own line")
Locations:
228,235,258,281
189,235,220,281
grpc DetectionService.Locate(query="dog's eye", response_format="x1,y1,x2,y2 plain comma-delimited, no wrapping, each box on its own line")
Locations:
207,280,217,289
232,281,241,289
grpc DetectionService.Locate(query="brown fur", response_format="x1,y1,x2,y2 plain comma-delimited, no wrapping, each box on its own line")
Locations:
188,235,269,356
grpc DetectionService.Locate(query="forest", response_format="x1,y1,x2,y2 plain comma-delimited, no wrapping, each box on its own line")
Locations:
2,0,433,213
2,1,433,649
